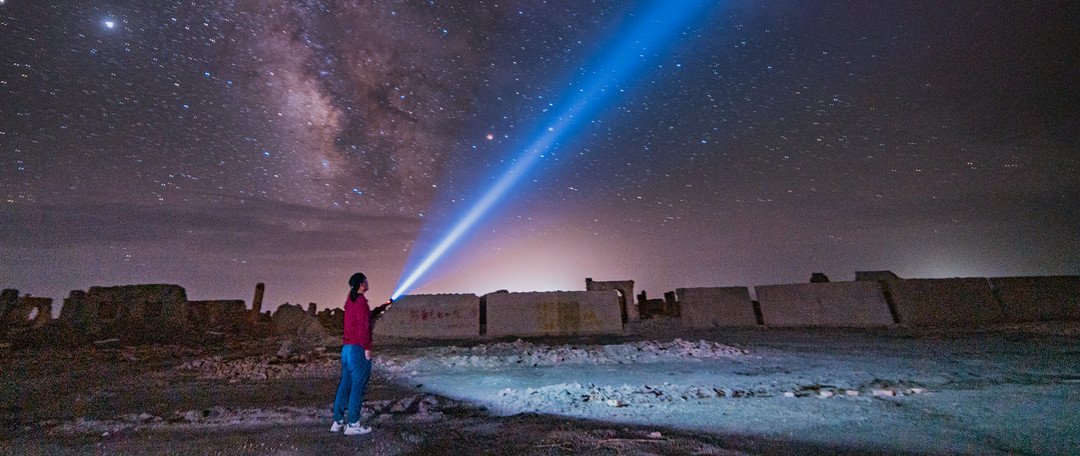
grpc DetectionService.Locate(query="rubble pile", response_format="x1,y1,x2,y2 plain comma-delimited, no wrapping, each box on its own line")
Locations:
378,338,748,374
495,382,771,412
176,350,338,382
47,394,455,436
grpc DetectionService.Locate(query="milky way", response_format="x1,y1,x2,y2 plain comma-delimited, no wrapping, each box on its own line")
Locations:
1,0,1077,310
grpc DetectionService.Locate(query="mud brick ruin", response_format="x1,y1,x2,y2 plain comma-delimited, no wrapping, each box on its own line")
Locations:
0,289,52,333
1,272,1077,347
1,284,275,347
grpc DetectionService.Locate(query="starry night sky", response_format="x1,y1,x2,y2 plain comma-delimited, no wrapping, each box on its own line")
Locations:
2,0,1077,312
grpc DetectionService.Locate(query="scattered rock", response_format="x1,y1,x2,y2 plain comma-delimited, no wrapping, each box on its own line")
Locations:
92,338,121,348
276,340,293,358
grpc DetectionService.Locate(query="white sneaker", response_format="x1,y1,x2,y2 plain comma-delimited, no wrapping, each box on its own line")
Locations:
329,421,344,433
343,423,372,435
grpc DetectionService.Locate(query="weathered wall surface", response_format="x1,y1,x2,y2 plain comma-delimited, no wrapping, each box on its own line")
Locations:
251,283,265,315
374,294,480,339
485,291,622,337
990,276,1080,322
676,287,756,327
59,290,87,326
755,282,894,327
59,284,189,340
318,308,345,333
269,303,328,349
887,278,1004,327
0,295,53,332
0,289,19,324
586,278,637,322
271,303,309,338
187,300,248,331
638,298,668,319
855,271,901,282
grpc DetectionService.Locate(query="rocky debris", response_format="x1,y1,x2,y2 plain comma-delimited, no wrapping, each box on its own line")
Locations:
176,350,339,382
377,338,748,375
781,381,927,399
270,303,334,355
276,340,293,358
493,378,931,412
493,382,770,412
371,394,447,423
46,394,461,436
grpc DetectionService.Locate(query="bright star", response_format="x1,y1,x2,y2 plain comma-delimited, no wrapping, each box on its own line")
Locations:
105,20,115,29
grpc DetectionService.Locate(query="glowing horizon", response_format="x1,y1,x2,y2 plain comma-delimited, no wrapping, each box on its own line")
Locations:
391,0,715,300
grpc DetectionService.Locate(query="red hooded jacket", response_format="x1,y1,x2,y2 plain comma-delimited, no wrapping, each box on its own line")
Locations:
342,293,372,348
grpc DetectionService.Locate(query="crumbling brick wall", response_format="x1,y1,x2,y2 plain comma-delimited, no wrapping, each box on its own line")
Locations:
59,284,188,342
187,300,248,333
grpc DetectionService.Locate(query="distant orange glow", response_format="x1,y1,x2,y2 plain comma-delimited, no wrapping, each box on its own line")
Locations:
404,229,604,296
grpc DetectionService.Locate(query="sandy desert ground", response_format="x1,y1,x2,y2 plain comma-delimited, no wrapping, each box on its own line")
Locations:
2,319,1079,455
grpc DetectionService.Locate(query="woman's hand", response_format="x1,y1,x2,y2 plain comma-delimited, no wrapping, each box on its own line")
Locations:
365,349,371,360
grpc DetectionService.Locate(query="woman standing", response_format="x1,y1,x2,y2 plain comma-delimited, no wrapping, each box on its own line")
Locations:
330,272,389,435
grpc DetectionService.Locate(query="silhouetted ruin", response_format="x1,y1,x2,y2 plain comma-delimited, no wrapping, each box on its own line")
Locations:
1,271,1077,347
251,282,265,315
59,284,188,344
0,291,52,333
187,299,248,333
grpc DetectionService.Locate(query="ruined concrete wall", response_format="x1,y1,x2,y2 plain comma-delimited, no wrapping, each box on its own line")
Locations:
485,290,622,337
272,303,308,337
66,284,189,340
755,282,894,327
0,289,18,324
638,298,667,319
374,294,480,339
676,287,757,328
25,297,52,327
318,308,344,333
990,276,1080,322
0,295,53,332
855,271,901,282
586,278,637,322
271,303,328,350
887,278,1003,327
664,291,679,318
58,290,91,339
251,283,265,315
186,300,248,331
637,290,679,319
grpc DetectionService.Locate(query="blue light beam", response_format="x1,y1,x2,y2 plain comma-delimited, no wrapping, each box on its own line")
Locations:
391,1,714,300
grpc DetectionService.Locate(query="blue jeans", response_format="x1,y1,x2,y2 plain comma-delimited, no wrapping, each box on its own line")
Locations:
333,345,372,424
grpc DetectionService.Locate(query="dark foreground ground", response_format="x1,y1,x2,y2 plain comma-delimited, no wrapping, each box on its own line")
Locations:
2,321,1078,455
